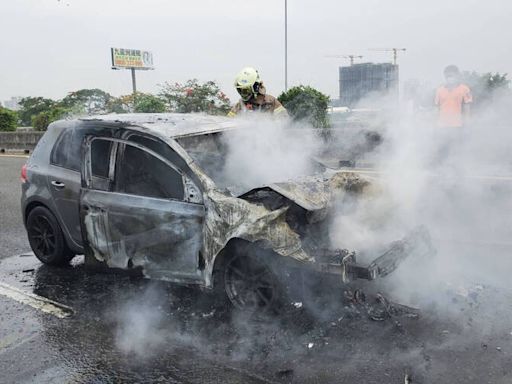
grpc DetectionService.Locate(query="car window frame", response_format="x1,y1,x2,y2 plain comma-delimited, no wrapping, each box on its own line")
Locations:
116,141,187,201
50,128,80,172
83,136,188,202
82,137,118,191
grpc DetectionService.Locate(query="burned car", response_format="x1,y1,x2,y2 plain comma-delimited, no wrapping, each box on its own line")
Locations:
21,114,430,310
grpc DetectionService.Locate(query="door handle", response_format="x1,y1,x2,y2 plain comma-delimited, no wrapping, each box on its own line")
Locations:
51,180,66,189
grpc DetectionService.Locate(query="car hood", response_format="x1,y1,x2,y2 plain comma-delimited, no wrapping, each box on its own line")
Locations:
238,170,371,213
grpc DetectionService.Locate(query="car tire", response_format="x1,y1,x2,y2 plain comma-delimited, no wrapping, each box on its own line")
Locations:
214,243,284,314
26,206,74,266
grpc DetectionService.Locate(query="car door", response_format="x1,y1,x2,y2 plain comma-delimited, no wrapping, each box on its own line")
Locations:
79,136,205,284
48,124,113,247
47,127,83,245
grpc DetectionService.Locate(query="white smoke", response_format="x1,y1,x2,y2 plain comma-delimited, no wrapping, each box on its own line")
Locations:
219,115,324,190
328,90,512,327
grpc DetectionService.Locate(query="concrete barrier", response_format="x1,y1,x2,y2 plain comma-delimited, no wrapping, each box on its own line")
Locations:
0,131,44,152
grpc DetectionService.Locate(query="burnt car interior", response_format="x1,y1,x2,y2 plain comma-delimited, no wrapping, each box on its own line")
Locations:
115,143,184,200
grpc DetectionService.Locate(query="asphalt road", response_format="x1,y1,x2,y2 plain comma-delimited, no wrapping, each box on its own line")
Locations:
0,156,30,259
1,155,512,383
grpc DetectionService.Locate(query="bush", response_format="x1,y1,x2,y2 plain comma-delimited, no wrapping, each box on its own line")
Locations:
0,108,18,131
461,71,511,109
278,85,330,128
32,107,68,131
134,93,167,113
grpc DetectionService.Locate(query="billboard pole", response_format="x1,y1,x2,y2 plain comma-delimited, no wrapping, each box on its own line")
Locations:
131,68,137,94
111,48,153,95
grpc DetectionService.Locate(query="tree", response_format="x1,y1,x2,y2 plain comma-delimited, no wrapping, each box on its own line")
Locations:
18,97,56,126
278,85,330,128
32,107,68,131
134,93,167,113
159,79,231,115
0,107,18,131
461,71,510,108
59,88,112,115
107,94,136,114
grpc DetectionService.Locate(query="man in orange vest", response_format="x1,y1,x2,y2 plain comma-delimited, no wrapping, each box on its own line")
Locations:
435,65,472,128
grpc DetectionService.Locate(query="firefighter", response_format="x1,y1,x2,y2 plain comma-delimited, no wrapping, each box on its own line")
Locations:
227,67,288,117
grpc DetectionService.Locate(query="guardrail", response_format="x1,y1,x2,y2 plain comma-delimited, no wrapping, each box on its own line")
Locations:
0,131,44,153
0,123,383,153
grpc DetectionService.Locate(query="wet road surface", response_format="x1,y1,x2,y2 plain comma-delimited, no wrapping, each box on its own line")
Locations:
1,252,511,383
0,156,30,260
2,156,512,383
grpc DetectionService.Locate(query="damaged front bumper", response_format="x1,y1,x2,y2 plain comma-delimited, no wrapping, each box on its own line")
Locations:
313,226,433,283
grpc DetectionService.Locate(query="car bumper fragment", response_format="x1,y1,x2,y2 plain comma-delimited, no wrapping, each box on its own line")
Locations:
315,226,433,283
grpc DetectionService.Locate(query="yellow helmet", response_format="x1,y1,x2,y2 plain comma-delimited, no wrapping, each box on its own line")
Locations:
234,67,261,101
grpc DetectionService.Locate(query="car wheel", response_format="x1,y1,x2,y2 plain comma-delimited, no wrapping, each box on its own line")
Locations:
27,206,74,266
221,248,281,313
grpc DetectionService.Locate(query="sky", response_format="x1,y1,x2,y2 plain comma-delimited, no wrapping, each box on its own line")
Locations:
1,0,511,103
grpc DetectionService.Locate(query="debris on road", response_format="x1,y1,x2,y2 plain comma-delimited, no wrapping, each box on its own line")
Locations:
344,289,419,322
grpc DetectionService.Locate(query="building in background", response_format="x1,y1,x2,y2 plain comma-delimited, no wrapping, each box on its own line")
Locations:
339,63,399,107
3,97,22,110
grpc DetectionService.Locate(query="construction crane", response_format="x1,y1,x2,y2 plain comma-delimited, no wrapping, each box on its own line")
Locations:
325,54,363,66
369,48,406,65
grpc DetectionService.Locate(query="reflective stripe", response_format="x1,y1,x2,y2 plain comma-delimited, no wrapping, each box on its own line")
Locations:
227,111,237,117
274,106,288,115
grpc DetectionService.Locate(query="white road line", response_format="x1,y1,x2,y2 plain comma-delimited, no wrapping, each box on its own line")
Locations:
0,154,29,158
0,282,73,319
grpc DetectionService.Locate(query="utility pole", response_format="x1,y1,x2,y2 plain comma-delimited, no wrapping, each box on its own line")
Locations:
284,0,288,91
325,54,364,66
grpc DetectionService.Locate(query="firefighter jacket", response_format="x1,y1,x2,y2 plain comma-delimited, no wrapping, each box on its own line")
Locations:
227,85,288,117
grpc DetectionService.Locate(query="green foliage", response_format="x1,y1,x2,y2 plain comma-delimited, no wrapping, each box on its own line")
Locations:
461,71,510,107
159,79,231,115
0,107,18,131
59,88,112,115
134,93,167,113
32,107,68,131
278,85,330,128
485,73,510,91
106,93,167,113
18,97,56,126
107,94,135,114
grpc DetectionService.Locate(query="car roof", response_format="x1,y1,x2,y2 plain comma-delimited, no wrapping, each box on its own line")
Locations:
79,113,237,139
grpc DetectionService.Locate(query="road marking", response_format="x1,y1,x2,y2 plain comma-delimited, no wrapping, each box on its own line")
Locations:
0,282,73,319
0,154,29,159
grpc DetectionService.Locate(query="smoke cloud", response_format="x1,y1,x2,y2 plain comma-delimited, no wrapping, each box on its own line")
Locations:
328,90,512,331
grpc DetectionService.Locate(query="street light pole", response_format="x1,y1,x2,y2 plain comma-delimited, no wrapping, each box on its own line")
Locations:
284,0,288,91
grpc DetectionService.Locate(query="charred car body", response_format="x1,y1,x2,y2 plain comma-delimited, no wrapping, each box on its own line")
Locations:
21,114,430,310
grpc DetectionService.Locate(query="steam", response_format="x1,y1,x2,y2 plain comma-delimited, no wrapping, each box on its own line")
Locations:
113,284,168,357
329,90,512,328
113,94,512,360
220,116,324,190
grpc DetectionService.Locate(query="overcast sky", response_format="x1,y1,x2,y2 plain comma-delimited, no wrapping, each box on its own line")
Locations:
1,0,510,103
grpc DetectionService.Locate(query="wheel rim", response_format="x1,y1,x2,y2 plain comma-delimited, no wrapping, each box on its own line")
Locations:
224,254,277,311
28,215,56,258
